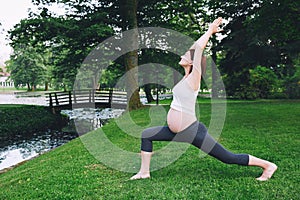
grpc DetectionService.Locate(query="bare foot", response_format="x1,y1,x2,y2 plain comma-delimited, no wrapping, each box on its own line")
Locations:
130,172,150,180
256,163,278,181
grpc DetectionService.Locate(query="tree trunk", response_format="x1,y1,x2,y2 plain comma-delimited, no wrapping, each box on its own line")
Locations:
123,0,143,110
27,83,31,91
124,50,143,110
211,50,218,98
144,84,154,103
45,82,48,91
63,84,67,92
32,84,36,91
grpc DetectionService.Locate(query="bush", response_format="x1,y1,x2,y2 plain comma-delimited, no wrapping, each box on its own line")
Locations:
232,66,280,99
0,105,67,139
284,61,300,99
249,65,280,98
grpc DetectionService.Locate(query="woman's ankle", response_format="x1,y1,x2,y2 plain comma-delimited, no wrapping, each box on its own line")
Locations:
248,155,269,168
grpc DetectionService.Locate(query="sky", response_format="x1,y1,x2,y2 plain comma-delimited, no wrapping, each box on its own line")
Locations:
0,0,65,66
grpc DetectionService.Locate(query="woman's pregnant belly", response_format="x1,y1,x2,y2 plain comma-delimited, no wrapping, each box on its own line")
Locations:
167,108,197,133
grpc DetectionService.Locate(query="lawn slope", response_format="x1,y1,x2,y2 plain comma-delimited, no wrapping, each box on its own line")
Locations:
0,100,299,200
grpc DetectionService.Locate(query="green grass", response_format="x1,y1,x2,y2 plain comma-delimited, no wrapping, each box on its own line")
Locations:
0,100,299,199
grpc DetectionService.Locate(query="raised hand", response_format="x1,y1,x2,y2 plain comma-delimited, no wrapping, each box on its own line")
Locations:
208,17,223,34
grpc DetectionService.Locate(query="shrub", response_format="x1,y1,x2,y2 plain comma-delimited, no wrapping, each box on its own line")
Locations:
0,105,67,139
232,66,281,99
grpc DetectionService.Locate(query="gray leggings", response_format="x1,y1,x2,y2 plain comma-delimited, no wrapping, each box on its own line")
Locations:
141,121,249,166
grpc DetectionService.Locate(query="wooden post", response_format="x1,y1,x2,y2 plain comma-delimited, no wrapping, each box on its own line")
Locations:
55,93,59,105
69,91,72,105
89,89,92,103
92,89,95,103
73,90,77,104
108,89,113,107
49,93,53,107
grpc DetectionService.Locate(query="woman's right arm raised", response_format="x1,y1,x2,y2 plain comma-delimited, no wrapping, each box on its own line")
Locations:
191,17,223,72
187,17,223,89
194,17,223,49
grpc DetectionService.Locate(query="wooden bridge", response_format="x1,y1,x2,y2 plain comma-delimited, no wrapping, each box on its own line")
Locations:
46,89,127,112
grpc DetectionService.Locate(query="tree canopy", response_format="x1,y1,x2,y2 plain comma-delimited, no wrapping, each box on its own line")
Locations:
6,0,300,102
210,0,300,98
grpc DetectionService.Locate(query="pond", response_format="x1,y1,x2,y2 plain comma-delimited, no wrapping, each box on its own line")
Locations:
0,108,124,172
0,129,78,171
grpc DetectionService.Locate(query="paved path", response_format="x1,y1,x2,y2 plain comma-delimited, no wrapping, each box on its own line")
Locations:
0,93,47,106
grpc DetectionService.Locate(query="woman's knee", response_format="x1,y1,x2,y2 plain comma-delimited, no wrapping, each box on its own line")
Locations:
141,126,165,139
141,128,153,139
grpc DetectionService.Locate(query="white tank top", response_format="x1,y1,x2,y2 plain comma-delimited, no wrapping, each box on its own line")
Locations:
170,78,199,116
170,40,203,116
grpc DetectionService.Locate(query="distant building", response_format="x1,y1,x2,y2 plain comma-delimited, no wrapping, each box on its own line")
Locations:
0,76,14,88
0,67,14,87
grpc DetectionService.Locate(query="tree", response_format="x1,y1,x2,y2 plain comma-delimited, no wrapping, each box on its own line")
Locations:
120,0,143,110
238,65,279,99
11,0,217,105
209,0,300,98
9,9,114,91
7,45,47,91
27,0,211,107
246,0,300,98
136,0,214,100
284,56,300,98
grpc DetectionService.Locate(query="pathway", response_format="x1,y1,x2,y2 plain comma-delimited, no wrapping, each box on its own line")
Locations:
0,93,47,106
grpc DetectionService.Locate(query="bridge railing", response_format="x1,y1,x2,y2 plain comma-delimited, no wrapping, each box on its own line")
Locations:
46,89,127,109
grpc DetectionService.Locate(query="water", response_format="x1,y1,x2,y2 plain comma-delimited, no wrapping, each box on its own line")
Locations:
0,108,125,171
0,130,78,171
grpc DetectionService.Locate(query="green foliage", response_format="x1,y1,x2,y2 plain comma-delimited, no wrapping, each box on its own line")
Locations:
231,66,280,99
9,10,114,91
284,56,300,98
7,0,299,99
100,62,124,89
0,105,66,138
6,45,47,91
249,65,280,98
0,67,4,77
211,0,300,99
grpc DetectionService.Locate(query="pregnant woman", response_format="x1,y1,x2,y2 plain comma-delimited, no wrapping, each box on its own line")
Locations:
130,17,277,181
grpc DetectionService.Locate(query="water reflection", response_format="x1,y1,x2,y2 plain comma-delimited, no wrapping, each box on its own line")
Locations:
0,130,77,170
61,108,124,135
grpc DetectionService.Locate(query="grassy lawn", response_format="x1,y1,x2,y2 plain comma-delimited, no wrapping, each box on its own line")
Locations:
0,100,299,199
